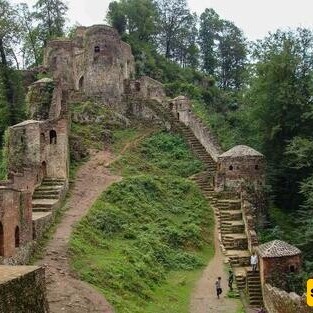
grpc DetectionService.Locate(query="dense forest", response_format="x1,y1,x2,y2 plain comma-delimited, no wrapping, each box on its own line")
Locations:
0,0,312,277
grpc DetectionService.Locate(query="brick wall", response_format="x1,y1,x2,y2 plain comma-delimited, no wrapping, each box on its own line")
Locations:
0,188,32,260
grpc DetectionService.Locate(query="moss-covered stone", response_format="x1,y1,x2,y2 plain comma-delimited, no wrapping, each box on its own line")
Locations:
26,79,55,120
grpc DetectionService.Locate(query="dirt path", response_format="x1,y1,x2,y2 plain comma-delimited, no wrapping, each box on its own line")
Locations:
190,226,241,313
36,149,121,313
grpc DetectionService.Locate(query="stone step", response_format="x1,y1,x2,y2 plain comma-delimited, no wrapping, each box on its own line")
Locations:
220,210,243,221
32,207,53,212
32,198,59,208
33,194,60,200
33,190,61,196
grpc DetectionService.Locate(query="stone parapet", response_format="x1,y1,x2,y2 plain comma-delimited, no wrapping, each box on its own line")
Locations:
263,283,313,313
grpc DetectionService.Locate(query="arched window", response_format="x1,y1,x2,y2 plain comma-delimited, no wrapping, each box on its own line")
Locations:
50,130,57,144
94,46,100,53
0,222,3,256
255,164,259,170
41,161,47,178
135,81,141,92
289,265,295,273
40,133,45,143
79,76,84,90
15,226,20,248
229,165,233,171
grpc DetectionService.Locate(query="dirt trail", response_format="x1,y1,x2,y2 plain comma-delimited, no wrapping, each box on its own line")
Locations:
36,149,121,313
190,226,241,313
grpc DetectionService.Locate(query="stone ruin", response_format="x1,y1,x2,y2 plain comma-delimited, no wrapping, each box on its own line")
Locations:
0,24,170,312
44,25,135,105
0,23,308,313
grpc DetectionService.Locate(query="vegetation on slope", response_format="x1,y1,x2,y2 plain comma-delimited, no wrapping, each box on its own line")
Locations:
70,130,214,313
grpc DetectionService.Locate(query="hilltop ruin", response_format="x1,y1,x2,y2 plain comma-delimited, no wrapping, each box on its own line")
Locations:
0,24,309,313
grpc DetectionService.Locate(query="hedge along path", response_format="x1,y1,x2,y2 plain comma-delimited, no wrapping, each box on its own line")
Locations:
35,130,157,313
190,225,241,313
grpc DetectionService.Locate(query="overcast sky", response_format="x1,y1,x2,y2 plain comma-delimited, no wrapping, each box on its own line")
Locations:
12,0,313,41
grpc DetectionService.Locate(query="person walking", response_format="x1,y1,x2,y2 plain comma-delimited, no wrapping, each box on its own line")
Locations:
250,252,258,272
215,277,222,299
228,270,234,291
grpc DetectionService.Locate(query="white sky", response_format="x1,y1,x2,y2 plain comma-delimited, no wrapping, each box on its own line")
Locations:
12,0,313,41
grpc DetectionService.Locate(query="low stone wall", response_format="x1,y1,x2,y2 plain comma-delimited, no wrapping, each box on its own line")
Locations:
169,96,223,161
125,76,166,102
241,194,259,253
0,266,49,313
263,283,313,313
32,212,53,240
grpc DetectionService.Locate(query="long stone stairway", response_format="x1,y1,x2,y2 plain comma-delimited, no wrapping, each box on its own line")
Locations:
141,99,263,307
32,178,67,240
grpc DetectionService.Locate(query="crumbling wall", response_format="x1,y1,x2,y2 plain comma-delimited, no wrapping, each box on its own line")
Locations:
263,284,313,313
44,25,135,105
170,96,223,161
0,266,49,313
241,194,259,253
0,188,32,262
126,76,166,102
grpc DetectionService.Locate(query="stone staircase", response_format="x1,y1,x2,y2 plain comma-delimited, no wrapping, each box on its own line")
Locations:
138,98,264,307
32,178,67,240
143,99,217,175
247,270,263,306
32,178,67,212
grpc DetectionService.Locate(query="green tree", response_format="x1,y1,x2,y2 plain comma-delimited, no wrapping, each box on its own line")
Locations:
247,29,313,210
0,0,25,131
33,0,68,45
155,0,191,59
18,3,42,67
171,12,199,68
107,0,158,42
106,1,127,35
199,8,221,75
217,20,247,90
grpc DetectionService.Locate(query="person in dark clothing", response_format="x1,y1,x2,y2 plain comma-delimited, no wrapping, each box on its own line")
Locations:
228,270,234,291
215,277,222,299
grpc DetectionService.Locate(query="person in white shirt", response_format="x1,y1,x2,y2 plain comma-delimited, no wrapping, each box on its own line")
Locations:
250,252,258,272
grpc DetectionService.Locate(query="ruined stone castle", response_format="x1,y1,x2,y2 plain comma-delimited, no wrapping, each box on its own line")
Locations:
0,24,309,313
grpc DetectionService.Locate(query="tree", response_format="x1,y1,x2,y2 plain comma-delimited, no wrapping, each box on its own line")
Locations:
171,12,199,68
106,0,158,42
0,0,25,129
18,3,42,67
217,20,247,90
34,0,68,45
247,29,313,210
155,0,191,59
106,1,127,35
199,8,221,75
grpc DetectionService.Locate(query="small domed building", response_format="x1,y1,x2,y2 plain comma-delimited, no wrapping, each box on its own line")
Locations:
215,145,265,192
256,240,302,286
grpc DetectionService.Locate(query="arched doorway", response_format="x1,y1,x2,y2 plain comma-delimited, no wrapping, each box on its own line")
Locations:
0,222,4,256
79,76,84,90
15,226,20,248
50,130,57,144
41,161,47,178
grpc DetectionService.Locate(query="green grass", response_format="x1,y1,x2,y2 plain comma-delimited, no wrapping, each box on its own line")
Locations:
111,131,204,178
236,304,245,313
69,130,214,313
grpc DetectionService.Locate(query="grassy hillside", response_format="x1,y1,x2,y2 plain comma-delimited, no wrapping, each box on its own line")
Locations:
69,130,214,313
